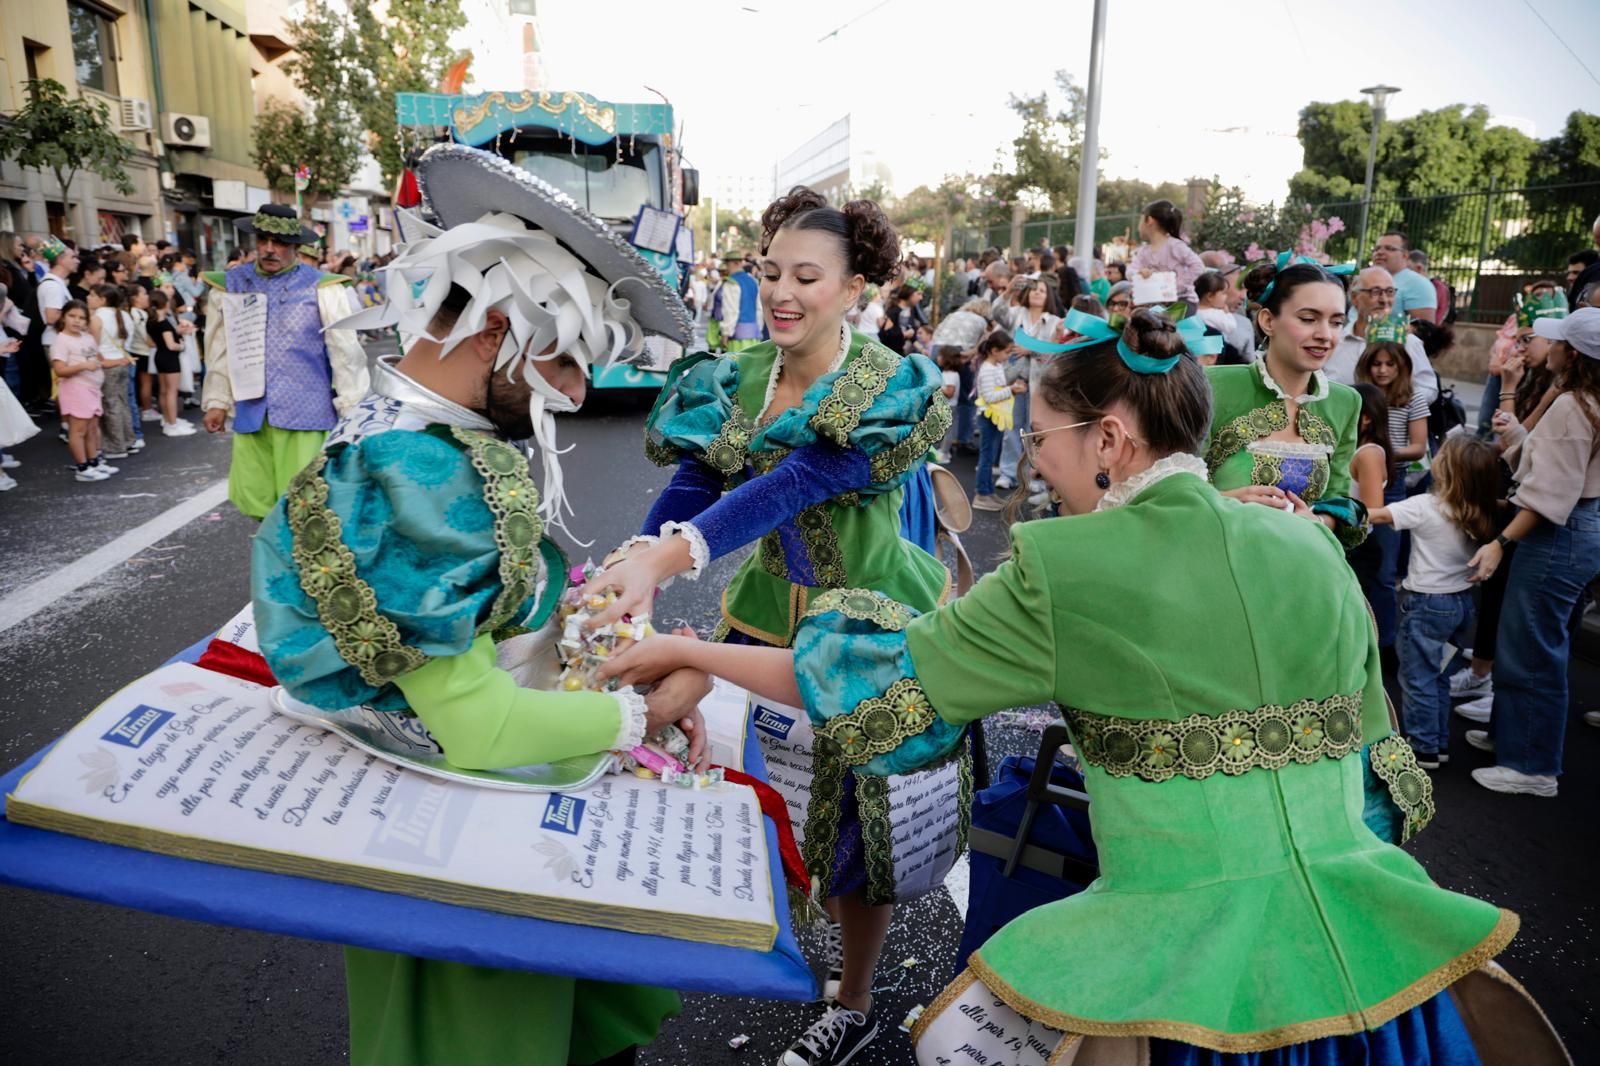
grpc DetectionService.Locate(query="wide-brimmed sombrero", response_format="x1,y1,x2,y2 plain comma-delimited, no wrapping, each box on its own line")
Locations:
415,144,690,344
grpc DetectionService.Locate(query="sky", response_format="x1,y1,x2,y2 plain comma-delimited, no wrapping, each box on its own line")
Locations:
509,0,1600,209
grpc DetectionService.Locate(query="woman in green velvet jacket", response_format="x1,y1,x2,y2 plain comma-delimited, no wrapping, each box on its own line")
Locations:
599,310,1565,1065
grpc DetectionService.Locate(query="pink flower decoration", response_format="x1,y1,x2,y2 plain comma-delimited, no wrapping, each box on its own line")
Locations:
1326,216,1346,234
1245,242,1265,261
1238,211,1256,224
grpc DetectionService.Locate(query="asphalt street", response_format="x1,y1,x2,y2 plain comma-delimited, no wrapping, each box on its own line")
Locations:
0,344,1594,1063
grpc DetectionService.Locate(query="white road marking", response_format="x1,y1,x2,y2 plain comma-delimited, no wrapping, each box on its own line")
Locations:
943,855,970,917
0,480,231,637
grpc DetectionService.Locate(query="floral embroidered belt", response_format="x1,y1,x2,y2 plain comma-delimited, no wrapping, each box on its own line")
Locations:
1063,695,1365,784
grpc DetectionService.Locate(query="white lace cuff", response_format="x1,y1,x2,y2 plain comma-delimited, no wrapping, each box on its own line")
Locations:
660,521,709,581
610,688,649,751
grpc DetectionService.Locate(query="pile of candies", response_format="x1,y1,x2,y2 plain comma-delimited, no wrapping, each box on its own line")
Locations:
556,560,724,790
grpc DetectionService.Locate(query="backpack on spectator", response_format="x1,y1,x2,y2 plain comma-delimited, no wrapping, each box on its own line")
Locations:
1429,385,1468,442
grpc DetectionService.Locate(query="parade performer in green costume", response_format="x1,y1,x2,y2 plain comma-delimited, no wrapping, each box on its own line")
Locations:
201,204,370,518
1211,256,1368,546
581,187,962,1066
250,145,703,1066
597,310,1568,1065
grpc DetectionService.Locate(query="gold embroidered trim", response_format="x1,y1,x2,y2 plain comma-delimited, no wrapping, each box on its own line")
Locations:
911,968,980,1043
704,405,755,480
857,771,895,906
869,400,953,484
1369,735,1437,842
801,748,847,891
1206,399,1337,493
719,585,796,649
815,678,936,767
1065,694,1363,784
795,503,847,587
811,342,901,447
285,455,429,687
964,909,1518,1053
806,588,915,631
643,432,679,468
450,428,543,634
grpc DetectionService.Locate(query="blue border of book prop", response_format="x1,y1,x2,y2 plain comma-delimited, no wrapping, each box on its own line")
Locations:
0,635,814,999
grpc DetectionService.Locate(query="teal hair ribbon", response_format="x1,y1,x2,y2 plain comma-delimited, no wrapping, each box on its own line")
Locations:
1258,251,1357,307
1012,308,1220,371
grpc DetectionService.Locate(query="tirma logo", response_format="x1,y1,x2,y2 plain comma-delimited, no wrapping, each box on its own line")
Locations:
101,705,175,749
365,776,474,867
541,793,586,835
752,704,796,741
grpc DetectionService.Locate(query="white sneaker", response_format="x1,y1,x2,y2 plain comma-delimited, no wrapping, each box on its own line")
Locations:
0,454,18,469
1464,730,1494,753
104,451,129,459
1584,711,1600,729
162,420,197,436
995,476,1016,491
129,439,146,452
74,467,109,482
1471,765,1557,797
0,473,16,490
95,462,119,475
1449,669,1492,699
1454,695,1492,723
1028,478,1047,493
141,409,161,422
934,450,952,465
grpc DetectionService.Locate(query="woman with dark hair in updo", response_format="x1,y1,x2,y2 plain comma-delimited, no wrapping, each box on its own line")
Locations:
584,186,960,1065
595,309,1566,1066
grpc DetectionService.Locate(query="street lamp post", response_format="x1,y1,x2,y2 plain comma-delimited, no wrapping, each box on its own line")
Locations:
1357,84,1400,261
1072,0,1109,266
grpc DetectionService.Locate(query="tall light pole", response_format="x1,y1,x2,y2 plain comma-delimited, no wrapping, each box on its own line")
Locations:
1357,84,1400,262
1072,0,1108,265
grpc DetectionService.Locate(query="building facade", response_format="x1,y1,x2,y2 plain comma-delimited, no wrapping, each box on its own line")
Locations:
772,115,893,206
0,0,166,242
0,0,267,263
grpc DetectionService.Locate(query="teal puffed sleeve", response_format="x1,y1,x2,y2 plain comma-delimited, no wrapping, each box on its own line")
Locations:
251,427,553,713
792,589,967,777
757,348,950,498
643,352,741,466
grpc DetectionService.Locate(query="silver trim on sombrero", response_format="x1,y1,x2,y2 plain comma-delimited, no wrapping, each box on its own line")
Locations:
416,144,692,344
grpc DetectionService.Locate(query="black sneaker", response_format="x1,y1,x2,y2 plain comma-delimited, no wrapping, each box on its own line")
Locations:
1413,751,1441,770
780,1002,878,1066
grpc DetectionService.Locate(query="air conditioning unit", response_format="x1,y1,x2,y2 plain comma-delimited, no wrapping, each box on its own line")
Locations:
120,98,153,132
161,112,212,149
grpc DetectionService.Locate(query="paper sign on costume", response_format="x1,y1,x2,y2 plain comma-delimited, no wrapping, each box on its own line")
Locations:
751,697,963,902
1131,270,1178,306
217,603,261,655
912,971,1066,1065
8,663,777,951
221,292,268,401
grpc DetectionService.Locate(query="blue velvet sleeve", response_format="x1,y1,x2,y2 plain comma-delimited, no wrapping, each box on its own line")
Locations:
684,444,872,561
641,456,724,536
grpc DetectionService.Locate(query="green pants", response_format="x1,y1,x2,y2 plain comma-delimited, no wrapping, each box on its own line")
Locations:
227,423,327,519
345,948,680,1066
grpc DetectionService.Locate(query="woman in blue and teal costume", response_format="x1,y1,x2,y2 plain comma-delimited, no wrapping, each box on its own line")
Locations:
583,187,960,1066
596,310,1568,1066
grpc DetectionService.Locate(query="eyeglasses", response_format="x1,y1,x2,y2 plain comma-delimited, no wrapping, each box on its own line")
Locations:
1019,419,1094,465
1107,298,1132,310
1359,287,1397,299
1513,334,1533,348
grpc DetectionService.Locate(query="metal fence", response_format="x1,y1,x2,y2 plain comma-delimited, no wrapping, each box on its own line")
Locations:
953,181,1600,323
1307,182,1599,323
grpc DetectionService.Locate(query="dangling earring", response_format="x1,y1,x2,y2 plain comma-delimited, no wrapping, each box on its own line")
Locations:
1095,471,1111,490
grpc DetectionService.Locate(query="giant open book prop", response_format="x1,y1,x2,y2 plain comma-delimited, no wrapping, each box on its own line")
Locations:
0,622,813,997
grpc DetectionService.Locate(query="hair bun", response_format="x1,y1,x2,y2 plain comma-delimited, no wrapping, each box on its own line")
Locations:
839,199,901,285
1122,308,1187,360
760,187,830,253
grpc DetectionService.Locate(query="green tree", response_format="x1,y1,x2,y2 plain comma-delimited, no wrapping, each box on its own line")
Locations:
348,0,467,188
1001,71,1097,214
1095,178,1189,217
0,78,134,238
252,98,361,206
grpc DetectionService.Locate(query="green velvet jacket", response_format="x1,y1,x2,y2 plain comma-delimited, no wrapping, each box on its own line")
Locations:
791,463,1511,1051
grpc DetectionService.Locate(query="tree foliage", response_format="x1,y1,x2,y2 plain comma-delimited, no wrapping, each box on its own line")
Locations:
0,79,133,236
1000,71,1098,215
260,0,465,208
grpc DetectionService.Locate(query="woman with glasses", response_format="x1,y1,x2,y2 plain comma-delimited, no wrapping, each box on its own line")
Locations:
1104,280,1134,322
596,308,1563,1066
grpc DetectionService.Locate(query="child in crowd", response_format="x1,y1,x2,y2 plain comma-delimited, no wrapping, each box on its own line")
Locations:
972,329,1017,512
0,282,33,483
147,291,195,437
90,284,137,459
1370,434,1502,769
1357,340,1430,484
1346,383,1395,637
124,282,157,425
913,323,934,357
49,300,114,481
1131,199,1207,308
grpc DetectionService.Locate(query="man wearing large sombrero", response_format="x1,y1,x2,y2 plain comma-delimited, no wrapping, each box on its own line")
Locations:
250,145,701,1066
200,202,369,518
